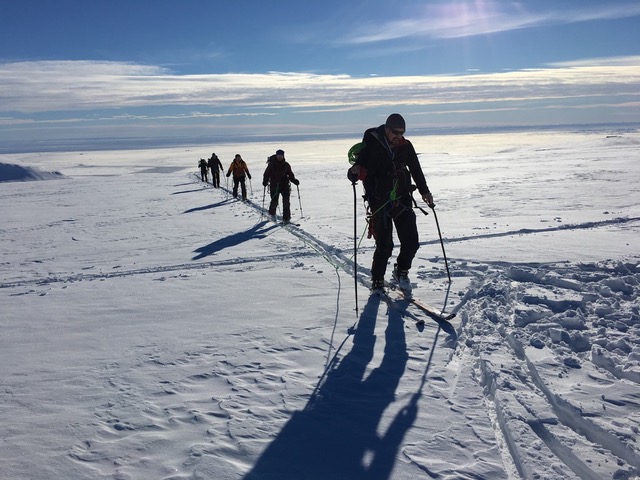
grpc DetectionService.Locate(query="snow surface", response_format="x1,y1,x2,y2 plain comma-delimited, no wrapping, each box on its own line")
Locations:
1,129,639,479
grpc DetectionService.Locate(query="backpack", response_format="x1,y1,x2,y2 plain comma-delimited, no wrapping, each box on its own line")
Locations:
348,141,365,165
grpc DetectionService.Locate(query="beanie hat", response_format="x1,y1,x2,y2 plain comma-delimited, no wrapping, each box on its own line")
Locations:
276,149,285,155
385,113,406,130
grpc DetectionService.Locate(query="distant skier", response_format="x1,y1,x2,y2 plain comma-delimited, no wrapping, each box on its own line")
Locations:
348,113,434,293
263,149,299,224
208,153,223,188
198,158,209,183
226,154,251,200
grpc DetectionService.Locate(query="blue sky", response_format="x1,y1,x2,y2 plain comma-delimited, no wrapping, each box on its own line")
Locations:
1,0,640,149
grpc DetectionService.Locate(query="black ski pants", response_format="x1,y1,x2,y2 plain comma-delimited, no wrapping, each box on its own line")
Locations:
232,176,247,199
268,184,291,221
369,200,419,282
212,169,221,188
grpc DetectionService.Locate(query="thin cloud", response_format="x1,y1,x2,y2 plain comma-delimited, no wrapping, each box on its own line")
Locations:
108,112,275,121
548,56,640,68
1,60,167,76
0,111,277,128
341,2,640,44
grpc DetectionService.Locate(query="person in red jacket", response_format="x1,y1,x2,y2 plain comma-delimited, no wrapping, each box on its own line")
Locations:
262,149,299,223
226,154,251,200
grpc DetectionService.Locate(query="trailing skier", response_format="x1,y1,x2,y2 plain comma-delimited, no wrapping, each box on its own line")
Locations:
348,113,434,293
198,158,209,183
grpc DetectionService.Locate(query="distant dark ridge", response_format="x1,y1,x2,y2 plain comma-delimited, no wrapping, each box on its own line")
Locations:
2,122,638,154
0,162,64,182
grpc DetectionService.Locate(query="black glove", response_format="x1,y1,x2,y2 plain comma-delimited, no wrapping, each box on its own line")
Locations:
247,174,252,179
292,179,300,186
262,180,268,187
347,169,358,183
226,173,230,177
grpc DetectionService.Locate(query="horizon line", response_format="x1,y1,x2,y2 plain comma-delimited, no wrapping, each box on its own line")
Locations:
2,121,639,155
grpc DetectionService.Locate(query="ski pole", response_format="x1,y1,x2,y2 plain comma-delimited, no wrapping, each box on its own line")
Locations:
351,181,359,316
431,206,451,283
296,184,303,218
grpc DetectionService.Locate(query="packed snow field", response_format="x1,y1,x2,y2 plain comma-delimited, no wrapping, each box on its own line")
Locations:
1,129,639,479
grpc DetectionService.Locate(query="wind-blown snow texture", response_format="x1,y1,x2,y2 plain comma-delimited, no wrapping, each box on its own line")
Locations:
1,130,639,479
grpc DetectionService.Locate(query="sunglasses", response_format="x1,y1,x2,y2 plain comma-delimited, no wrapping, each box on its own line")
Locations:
390,128,405,136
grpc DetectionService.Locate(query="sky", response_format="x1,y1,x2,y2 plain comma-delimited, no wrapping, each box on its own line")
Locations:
1,0,640,149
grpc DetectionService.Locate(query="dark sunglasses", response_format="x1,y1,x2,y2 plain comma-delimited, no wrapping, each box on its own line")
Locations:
390,128,405,136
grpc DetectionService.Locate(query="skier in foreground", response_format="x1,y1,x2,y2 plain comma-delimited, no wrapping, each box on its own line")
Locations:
348,113,434,293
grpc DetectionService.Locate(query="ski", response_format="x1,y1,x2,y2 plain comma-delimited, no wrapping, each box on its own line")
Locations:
265,215,300,227
369,288,423,325
379,281,455,324
400,293,456,324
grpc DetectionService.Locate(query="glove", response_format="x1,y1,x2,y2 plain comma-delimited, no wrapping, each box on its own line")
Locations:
292,179,300,186
347,169,358,184
262,181,268,187
423,191,435,208
247,174,252,179
226,173,231,177
349,164,367,183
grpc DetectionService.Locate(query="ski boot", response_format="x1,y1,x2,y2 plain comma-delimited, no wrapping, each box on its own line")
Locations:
370,278,385,295
392,264,412,294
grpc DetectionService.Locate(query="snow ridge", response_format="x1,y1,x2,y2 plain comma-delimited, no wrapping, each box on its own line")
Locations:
0,161,64,182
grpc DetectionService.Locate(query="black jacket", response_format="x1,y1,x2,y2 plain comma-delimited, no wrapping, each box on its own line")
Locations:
354,125,429,204
208,155,223,171
263,156,297,189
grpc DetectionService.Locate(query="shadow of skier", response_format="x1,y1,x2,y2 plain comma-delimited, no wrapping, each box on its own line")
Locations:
192,221,278,260
244,294,412,480
183,198,232,214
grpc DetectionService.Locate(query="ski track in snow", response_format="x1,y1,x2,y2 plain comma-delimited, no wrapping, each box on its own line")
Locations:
461,261,640,479
0,251,318,291
2,135,639,479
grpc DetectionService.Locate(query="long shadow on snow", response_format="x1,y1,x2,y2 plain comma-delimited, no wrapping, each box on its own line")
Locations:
192,221,278,260
183,198,232,214
172,187,207,195
244,294,418,480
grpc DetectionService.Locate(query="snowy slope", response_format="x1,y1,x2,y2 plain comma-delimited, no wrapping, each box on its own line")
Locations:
1,130,639,479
